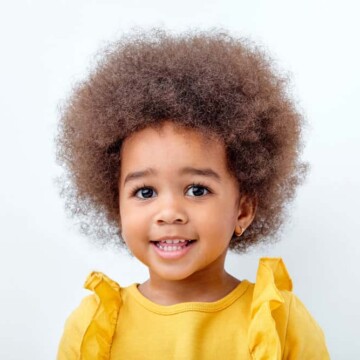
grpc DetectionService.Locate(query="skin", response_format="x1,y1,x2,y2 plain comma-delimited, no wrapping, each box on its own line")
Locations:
118,121,256,305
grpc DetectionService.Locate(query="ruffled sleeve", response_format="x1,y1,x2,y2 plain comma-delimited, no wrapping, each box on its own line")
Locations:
57,271,122,360
247,257,293,360
247,257,330,360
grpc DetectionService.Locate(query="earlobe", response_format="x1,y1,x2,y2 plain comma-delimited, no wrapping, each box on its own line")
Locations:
234,224,244,237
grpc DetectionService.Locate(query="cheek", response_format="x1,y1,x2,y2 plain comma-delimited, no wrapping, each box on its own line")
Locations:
195,201,236,231
120,203,151,240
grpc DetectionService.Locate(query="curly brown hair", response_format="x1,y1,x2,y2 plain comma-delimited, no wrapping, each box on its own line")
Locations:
55,27,307,253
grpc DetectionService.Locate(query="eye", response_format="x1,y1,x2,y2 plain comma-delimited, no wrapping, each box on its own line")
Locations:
132,186,157,199
130,183,211,199
186,183,211,197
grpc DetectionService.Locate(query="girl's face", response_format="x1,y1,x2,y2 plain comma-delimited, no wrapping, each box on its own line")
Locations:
119,121,254,282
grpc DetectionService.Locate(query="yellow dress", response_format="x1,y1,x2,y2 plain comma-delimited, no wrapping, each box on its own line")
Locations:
57,257,330,359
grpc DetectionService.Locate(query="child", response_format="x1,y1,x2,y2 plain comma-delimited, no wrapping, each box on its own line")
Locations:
56,28,330,359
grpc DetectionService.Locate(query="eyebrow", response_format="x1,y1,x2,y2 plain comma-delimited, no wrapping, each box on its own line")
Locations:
123,166,221,185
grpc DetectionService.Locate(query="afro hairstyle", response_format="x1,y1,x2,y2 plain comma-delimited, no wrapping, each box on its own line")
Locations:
55,27,308,253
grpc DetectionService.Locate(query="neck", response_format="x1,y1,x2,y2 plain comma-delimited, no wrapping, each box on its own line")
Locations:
138,260,241,305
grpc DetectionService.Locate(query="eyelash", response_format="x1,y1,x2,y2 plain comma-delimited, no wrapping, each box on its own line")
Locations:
130,182,212,199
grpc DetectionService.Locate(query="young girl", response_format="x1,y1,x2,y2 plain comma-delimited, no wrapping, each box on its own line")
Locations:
56,28,330,359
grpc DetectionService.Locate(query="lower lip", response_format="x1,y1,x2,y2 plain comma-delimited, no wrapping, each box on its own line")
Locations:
151,241,195,259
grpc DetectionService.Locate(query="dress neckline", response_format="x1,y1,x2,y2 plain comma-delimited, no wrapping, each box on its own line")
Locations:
126,279,251,315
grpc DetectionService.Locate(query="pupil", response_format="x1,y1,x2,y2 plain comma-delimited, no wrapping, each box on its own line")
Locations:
193,186,204,196
141,188,153,198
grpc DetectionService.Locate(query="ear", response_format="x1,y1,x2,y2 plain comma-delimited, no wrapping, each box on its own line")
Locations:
236,195,257,231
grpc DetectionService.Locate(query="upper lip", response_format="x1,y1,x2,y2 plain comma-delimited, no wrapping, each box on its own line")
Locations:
151,235,194,242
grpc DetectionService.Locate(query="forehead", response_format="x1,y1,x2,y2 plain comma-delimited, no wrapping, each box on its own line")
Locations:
120,121,228,174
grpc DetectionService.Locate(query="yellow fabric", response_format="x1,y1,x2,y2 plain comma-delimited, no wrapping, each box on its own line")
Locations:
57,257,330,359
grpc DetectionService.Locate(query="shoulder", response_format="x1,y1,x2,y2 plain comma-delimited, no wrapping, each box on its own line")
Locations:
248,257,330,359
57,271,122,360
281,291,330,359
56,294,99,359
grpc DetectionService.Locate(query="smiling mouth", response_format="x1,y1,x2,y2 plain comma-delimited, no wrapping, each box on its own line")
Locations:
151,240,196,251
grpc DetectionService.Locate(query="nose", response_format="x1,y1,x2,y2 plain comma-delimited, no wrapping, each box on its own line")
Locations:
154,194,188,225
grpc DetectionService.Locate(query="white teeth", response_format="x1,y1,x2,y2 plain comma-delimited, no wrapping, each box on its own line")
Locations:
157,244,183,251
154,239,194,251
163,239,187,244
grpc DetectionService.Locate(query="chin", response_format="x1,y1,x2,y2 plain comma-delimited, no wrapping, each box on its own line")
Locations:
152,267,198,282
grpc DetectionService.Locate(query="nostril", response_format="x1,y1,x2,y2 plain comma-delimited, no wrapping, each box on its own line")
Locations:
156,216,188,224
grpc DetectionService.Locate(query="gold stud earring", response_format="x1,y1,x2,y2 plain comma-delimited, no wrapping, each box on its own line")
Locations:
234,225,244,237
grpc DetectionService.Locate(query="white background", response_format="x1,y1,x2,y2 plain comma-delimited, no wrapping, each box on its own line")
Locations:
1,1,359,359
